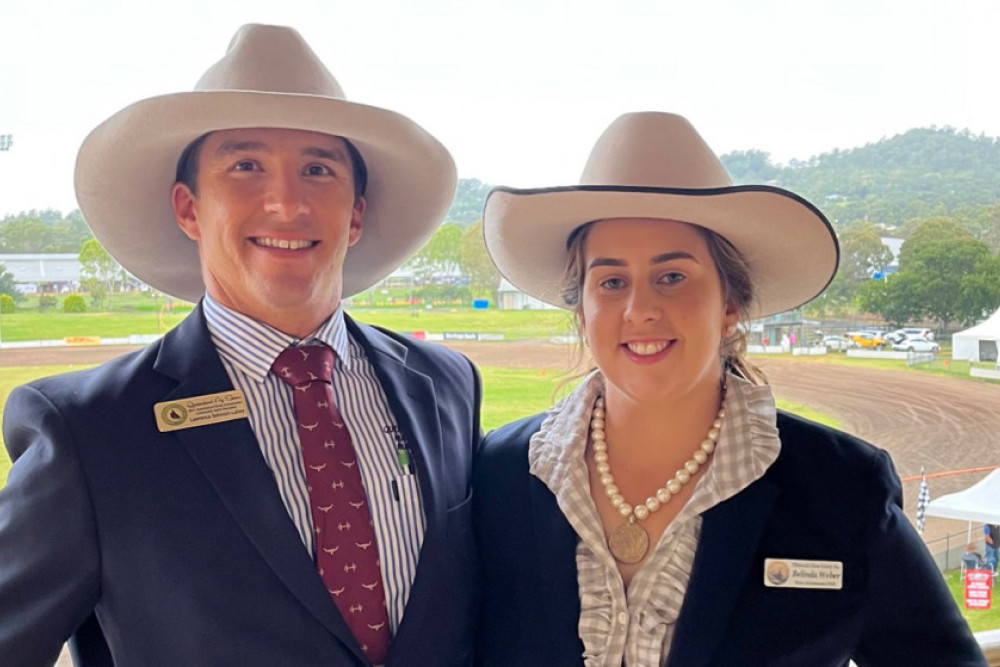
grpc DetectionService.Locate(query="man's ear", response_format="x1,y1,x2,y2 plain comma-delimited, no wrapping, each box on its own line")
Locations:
172,182,200,241
348,195,366,247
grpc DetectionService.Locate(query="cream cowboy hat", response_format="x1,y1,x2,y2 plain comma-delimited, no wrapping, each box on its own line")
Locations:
483,112,839,318
74,24,456,302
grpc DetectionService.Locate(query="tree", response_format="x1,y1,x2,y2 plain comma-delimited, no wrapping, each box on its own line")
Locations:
405,223,464,283
814,226,894,314
0,218,52,252
858,230,1000,330
445,179,492,225
0,262,18,301
79,238,120,310
897,217,972,266
460,221,501,301
856,274,922,327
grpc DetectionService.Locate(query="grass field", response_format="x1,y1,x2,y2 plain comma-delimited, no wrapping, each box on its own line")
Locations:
0,360,835,487
0,301,573,343
944,569,1000,632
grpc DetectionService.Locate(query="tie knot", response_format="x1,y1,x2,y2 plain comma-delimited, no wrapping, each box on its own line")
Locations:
271,344,335,387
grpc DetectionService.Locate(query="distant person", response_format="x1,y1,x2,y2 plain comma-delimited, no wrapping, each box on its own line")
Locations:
984,524,999,571
474,111,985,665
0,24,480,666
964,543,986,570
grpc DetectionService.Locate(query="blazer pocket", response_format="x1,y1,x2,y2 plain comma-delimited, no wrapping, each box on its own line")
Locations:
445,488,474,538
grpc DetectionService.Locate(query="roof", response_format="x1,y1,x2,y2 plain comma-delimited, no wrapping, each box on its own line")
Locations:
926,469,1000,524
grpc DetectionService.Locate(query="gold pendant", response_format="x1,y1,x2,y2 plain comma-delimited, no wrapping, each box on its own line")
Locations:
608,519,649,564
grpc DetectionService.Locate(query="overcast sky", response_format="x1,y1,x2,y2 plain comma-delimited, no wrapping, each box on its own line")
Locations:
1,0,998,217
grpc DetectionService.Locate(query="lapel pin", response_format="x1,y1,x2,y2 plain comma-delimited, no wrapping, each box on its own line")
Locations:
764,558,843,590
154,390,249,432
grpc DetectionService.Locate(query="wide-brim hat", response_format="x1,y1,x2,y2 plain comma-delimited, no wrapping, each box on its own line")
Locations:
75,24,456,302
483,112,838,318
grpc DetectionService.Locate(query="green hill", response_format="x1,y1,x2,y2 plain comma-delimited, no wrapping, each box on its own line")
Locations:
721,127,1000,228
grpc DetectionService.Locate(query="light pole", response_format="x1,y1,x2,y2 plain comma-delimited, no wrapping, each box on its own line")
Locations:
0,134,12,345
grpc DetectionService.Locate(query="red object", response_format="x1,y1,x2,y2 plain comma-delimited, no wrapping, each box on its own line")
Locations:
965,569,992,610
412,330,427,340
273,345,391,663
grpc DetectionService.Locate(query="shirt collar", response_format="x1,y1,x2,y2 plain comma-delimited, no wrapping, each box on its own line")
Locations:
202,294,351,382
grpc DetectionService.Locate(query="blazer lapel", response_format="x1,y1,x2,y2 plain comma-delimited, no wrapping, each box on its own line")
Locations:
154,305,364,660
343,320,450,644
665,477,779,667
530,475,584,654
344,319,446,530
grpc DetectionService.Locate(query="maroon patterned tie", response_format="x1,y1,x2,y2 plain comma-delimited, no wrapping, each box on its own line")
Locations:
272,344,391,665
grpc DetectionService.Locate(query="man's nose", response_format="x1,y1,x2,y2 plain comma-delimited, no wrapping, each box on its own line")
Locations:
262,169,309,219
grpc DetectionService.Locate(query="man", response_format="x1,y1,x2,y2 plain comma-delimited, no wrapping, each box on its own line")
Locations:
984,524,999,572
0,25,480,666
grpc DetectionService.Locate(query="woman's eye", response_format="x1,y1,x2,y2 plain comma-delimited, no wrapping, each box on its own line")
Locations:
660,272,685,285
599,277,626,290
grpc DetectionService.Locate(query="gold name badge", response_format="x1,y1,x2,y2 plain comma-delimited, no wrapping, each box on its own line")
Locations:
154,390,249,432
764,558,843,590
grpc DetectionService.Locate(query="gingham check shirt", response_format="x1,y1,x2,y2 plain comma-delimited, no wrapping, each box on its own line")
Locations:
529,372,781,666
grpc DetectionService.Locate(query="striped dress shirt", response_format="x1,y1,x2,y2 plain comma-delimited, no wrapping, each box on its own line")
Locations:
202,295,426,635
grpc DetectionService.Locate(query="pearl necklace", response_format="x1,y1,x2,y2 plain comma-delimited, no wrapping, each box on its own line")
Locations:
590,393,726,564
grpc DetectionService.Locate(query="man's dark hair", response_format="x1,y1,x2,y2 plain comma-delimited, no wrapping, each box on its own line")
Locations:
174,132,368,201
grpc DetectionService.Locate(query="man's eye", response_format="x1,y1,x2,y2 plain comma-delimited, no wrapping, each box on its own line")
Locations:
305,164,332,176
233,160,257,172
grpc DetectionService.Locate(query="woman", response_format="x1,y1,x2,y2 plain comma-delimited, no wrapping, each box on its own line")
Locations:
474,112,984,666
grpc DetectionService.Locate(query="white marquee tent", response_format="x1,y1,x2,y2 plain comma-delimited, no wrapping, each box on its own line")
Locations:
952,307,1000,362
925,469,1000,526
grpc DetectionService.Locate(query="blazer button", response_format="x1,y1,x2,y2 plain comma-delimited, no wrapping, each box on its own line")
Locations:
617,611,628,625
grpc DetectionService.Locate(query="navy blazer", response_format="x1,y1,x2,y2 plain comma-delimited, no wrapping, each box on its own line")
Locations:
474,412,985,666
0,304,482,667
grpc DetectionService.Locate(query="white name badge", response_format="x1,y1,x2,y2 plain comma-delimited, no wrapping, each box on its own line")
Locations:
154,390,249,432
764,558,843,590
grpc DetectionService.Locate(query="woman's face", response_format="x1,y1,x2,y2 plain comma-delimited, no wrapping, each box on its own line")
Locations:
579,217,738,406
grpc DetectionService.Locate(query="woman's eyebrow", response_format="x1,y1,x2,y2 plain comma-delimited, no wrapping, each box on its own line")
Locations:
651,251,697,265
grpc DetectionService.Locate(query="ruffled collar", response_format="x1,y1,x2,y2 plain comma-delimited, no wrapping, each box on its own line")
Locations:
528,370,782,530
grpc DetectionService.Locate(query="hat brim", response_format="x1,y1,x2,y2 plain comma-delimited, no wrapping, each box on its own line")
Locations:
483,184,839,319
75,90,456,302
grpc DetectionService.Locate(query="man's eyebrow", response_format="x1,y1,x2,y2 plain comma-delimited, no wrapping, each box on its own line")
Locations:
651,251,697,264
214,140,268,155
211,143,348,163
303,146,349,163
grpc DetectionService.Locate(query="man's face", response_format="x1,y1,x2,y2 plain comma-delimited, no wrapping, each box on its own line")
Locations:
172,128,365,336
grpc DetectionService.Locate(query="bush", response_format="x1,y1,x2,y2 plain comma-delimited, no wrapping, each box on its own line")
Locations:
38,294,58,312
0,294,14,314
63,294,87,313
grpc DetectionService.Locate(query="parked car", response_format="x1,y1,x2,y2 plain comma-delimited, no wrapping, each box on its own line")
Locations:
892,337,940,353
890,327,935,341
822,335,853,351
885,332,907,345
850,332,888,349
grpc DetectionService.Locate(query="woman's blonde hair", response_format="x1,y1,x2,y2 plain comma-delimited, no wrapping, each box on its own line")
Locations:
560,220,767,385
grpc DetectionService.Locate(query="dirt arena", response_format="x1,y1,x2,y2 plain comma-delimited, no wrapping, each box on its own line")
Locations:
6,340,998,545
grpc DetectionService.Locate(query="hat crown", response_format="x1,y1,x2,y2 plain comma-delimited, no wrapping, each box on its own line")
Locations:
195,24,346,98
580,112,732,189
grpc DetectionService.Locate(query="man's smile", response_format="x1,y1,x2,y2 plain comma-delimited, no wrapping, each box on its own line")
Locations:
251,237,318,250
